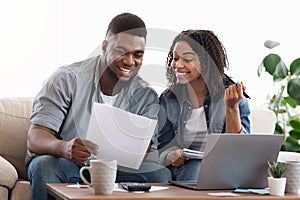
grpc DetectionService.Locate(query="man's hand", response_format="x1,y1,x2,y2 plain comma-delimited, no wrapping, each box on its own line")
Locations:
27,124,99,162
167,149,188,167
63,138,99,162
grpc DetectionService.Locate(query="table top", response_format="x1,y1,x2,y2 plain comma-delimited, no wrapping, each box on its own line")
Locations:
47,183,300,200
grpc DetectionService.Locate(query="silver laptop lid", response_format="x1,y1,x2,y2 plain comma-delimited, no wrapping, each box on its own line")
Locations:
196,134,284,189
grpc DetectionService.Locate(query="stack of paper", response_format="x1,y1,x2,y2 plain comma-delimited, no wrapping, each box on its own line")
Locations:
182,148,204,159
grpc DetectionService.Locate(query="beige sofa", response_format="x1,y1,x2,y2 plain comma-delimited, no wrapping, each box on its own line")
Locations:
0,97,298,200
0,97,32,200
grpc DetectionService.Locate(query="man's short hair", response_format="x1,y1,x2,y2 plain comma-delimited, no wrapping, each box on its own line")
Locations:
105,13,147,39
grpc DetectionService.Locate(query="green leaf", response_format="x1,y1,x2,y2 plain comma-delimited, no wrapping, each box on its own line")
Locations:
290,58,300,75
289,130,300,140
281,143,286,151
285,136,300,152
264,40,280,49
263,53,281,75
257,62,264,77
267,161,286,178
287,78,300,101
283,96,297,108
275,123,284,134
289,118,300,131
273,60,288,82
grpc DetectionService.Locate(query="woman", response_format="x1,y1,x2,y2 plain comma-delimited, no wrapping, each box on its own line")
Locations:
156,30,250,181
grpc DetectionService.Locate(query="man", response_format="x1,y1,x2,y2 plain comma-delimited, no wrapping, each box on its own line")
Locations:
26,13,171,200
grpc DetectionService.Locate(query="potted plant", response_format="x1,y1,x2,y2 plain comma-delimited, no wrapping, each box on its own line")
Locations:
258,40,300,194
257,40,300,194
267,161,287,196
257,40,300,152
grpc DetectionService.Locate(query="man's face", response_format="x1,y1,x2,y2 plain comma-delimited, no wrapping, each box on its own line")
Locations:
103,32,146,81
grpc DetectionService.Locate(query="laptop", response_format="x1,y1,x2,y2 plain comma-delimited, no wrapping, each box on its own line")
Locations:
169,134,284,190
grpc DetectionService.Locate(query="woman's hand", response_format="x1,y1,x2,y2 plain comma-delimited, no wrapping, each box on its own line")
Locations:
224,82,246,133
167,149,189,167
225,82,245,109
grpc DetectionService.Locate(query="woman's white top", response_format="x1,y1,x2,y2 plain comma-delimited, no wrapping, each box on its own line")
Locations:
184,106,208,150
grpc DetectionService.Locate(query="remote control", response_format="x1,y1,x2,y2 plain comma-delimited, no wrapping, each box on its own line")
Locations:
118,182,151,192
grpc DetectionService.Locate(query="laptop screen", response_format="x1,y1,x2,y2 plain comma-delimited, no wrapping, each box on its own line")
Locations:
169,134,284,190
196,134,284,189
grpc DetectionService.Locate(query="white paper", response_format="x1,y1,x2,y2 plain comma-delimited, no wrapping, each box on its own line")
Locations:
85,103,157,169
66,183,90,188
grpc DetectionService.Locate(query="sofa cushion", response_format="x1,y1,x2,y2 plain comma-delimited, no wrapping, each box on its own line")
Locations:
0,186,8,200
0,97,33,179
10,180,31,200
0,156,18,189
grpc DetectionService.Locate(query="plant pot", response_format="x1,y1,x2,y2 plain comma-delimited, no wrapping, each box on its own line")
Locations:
268,177,286,196
282,161,300,194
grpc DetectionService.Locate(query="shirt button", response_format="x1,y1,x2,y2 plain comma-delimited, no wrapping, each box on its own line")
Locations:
188,106,191,110
183,121,186,124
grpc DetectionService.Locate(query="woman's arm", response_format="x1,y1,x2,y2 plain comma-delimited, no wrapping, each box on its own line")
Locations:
225,82,250,133
156,94,182,166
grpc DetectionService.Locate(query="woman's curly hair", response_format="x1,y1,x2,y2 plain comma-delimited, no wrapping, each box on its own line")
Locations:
166,30,229,100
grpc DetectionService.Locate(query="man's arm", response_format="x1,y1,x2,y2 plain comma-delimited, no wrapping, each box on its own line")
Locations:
27,124,98,163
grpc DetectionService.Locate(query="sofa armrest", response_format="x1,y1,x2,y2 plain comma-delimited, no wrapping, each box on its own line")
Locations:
0,156,18,189
249,106,276,134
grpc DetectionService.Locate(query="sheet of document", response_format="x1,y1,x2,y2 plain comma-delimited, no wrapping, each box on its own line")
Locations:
85,102,157,169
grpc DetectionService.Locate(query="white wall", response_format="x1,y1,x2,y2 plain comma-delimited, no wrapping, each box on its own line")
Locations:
1,0,299,106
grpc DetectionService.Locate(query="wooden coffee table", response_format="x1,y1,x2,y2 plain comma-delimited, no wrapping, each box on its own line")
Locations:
47,183,300,200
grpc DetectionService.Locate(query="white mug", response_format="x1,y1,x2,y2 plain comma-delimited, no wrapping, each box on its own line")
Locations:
79,159,117,195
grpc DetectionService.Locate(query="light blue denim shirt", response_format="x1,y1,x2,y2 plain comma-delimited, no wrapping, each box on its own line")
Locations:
30,55,159,142
156,83,250,166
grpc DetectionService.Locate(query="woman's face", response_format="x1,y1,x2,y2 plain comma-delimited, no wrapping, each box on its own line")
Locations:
171,41,201,84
